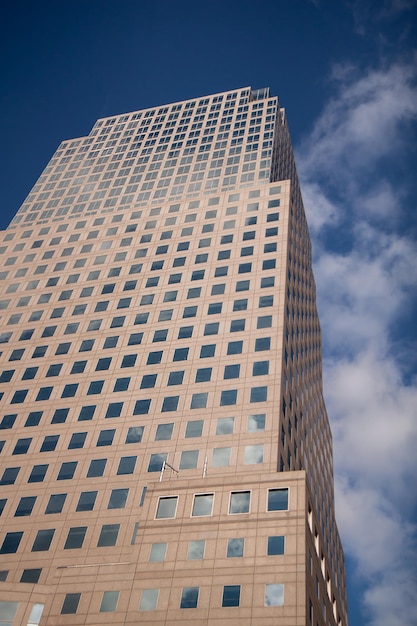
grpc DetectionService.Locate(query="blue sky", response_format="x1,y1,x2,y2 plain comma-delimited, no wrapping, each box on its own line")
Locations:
1,1,416,624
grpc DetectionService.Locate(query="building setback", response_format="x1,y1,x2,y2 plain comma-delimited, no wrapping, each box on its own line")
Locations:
0,87,348,625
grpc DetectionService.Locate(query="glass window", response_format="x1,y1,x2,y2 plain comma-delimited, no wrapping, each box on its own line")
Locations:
265,583,284,606
222,585,240,607
125,425,144,443
32,529,55,551
227,340,243,355
0,466,20,485
97,524,120,547
220,389,237,405
250,386,268,402
179,449,198,469
155,423,174,440
267,535,285,555
76,491,97,512
248,413,266,431
229,491,250,514
199,344,215,358
192,493,213,517
14,496,36,517
100,591,119,613
161,395,179,411
139,589,159,611
68,432,87,449
212,447,231,466
180,587,199,609
45,493,67,515
28,464,48,483
259,295,273,308
190,392,208,409
87,458,107,478
64,526,87,549
224,364,240,379
216,416,234,434
244,444,264,464
0,531,23,553
57,461,77,480
173,348,188,361
61,593,81,614
267,488,288,511
149,542,167,562
156,496,178,519
187,539,205,560
21,568,42,584
255,337,271,351
108,488,128,509
117,456,136,475
227,537,244,557
97,429,115,446
148,453,167,472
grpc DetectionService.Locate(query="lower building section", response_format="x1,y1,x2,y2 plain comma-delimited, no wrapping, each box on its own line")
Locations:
0,471,311,625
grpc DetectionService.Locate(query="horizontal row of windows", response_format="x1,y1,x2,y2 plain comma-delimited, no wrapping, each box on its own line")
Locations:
56,583,284,614
0,441,270,486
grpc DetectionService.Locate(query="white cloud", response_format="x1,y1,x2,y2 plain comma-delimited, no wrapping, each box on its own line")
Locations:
296,58,417,626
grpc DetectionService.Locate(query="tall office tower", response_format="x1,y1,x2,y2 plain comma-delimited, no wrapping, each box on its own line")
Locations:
0,87,348,626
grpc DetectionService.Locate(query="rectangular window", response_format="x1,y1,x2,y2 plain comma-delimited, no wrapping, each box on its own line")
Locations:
187,539,205,560
87,458,107,478
229,491,250,514
45,493,67,514
108,488,128,509
139,589,159,611
149,542,167,562
267,535,285,555
155,496,178,519
227,537,244,557
32,529,55,552
220,389,237,406
155,423,174,440
97,524,120,547
57,461,77,480
248,413,266,431
267,488,288,511
265,583,284,606
76,491,97,512
180,587,199,609
222,585,241,607
61,593,81,615
64,526,87,549
192,493,213,517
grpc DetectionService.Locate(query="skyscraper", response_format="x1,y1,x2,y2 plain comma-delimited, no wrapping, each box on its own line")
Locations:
0,87,348,625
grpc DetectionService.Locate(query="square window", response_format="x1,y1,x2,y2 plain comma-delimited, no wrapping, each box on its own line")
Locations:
147,351,163,365
148,453,167,472
259,295,273,307
113,377,130,392
155,423,174,441
267,535,285,555
173,348,188,361
156,496,178,519
187,539,205,560
179,449,198,469
257,315,272,329
180,587,199,609
68,432,87,449
211,283,226,295
222,585,240,607
220,389,237,406
117,456,136,475
216,416,234,435
96,429,115,447
212,447,231,466
227,537,244,557
255,337,271,351
229,491,250,514
192,493,213,516
248,413,266,431
87,458,107,478
28,464,48,483
190,392,208,409
267,488,288,511
244,444,264,464
141,374,157,389
161,395,179,411
265,583,284,606
227,340,243,355
14,496,36,517
125,426,144,443
224,364,240,379
250,386,268,402
149,542,167,562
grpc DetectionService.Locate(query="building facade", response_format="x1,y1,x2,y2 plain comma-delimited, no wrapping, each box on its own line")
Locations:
0,87,348,625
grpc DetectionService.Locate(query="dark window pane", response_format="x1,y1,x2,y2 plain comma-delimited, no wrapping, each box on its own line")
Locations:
64,526,87,549
32,529,55,552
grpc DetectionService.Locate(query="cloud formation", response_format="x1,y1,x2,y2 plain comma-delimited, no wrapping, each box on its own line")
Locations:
296,58,417,626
